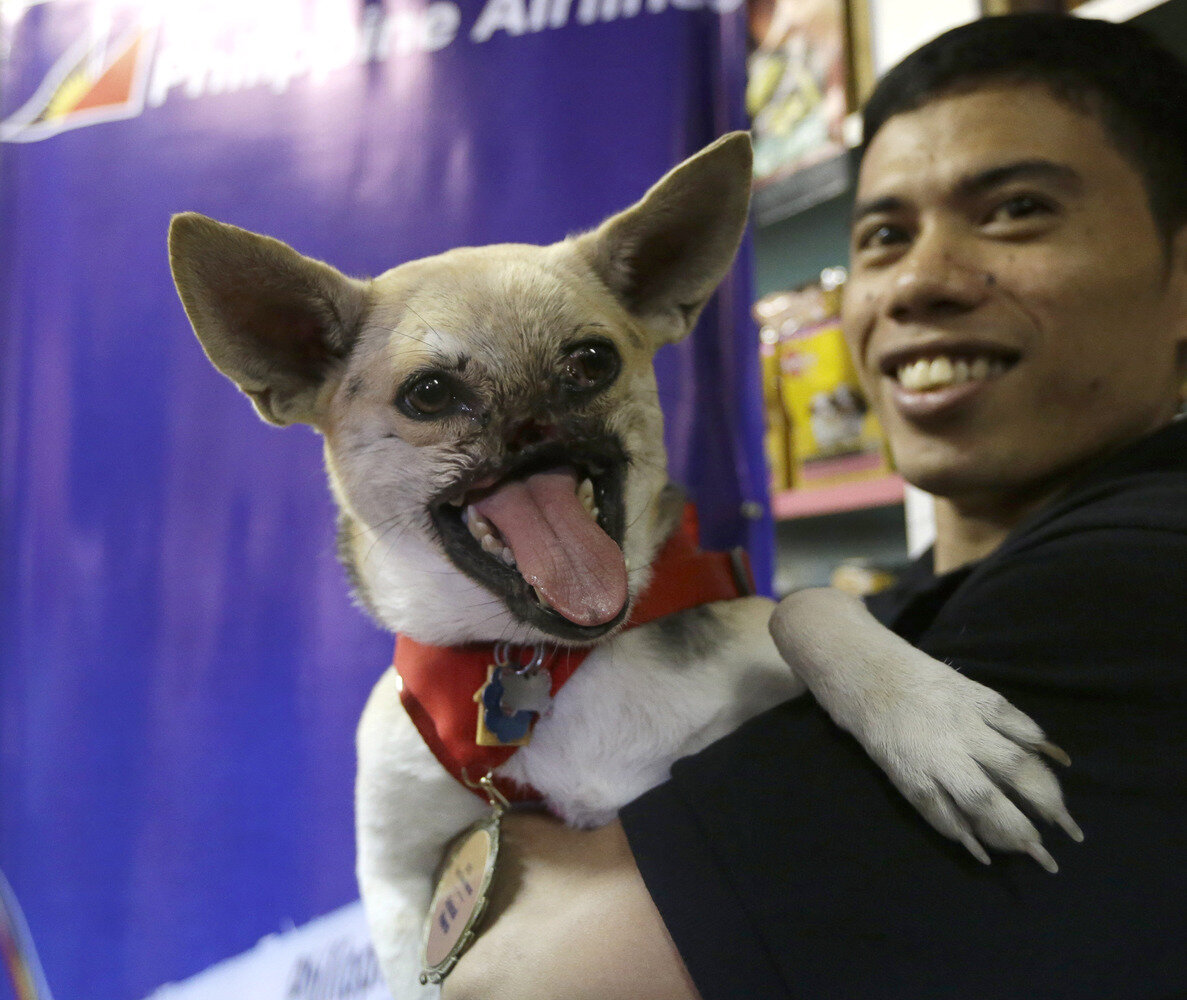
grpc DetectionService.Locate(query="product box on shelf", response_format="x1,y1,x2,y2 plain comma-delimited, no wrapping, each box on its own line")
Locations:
754,267,892,496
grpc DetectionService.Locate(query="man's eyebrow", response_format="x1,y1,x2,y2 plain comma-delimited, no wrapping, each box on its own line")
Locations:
955,159,1083,198
850,160,1083,228
850,195,906,227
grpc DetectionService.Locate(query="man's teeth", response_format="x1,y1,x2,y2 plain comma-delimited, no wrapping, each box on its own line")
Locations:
896,355,1007,391
460,477,601,569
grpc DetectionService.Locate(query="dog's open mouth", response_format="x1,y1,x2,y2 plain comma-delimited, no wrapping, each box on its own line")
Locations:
430,439,629,641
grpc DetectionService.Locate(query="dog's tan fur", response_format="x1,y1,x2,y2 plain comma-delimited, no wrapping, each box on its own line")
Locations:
169,133,1077,998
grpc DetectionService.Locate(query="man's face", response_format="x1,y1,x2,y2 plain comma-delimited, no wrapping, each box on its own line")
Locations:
844,83,1187,511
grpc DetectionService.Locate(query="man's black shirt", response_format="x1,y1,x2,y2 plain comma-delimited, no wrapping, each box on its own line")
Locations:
622,418,1187,999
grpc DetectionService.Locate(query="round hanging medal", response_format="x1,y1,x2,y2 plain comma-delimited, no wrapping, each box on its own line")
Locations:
419,776,507,985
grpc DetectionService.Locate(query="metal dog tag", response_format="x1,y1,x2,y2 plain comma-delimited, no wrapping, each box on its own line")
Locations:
473,645,554,746
420,776,508,985
474,664,535,746
498,668,552,715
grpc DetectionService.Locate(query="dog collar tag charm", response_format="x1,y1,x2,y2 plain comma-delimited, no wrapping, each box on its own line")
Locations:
473,644,554,747
498,668,552,715
420,775,508,985
474,665,536,746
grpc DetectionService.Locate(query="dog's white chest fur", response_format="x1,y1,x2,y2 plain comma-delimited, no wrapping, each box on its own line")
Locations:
500,596,801,827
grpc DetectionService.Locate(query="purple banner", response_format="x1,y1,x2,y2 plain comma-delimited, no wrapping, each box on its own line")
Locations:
0,1,766,997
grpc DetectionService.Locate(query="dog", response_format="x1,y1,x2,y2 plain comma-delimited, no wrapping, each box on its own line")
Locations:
168,132,1079,998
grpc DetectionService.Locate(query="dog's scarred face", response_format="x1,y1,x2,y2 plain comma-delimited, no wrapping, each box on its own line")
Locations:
316,248,675,646
384,270,632,635
168,131,754,648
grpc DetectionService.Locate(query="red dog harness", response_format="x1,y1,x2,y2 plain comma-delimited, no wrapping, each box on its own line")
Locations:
394,504,754,802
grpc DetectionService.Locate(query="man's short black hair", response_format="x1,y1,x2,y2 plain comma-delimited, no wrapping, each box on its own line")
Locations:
859,14,1187,244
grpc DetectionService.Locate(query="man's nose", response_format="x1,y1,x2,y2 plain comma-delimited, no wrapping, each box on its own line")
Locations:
885,227,988,325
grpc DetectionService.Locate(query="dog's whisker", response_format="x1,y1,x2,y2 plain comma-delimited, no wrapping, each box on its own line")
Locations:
400,301,449,352
387,327,429,345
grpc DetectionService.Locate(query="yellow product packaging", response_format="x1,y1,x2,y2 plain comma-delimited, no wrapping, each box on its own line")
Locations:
759,325,793,492
754,290,801,493
774,274,890,489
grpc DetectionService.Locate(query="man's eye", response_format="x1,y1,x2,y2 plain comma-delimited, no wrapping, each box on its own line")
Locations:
987,194,1052,224
398,372,459,418
855,223,909,251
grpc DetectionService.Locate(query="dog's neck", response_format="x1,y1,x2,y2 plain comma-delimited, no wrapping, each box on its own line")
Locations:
393,503,754,802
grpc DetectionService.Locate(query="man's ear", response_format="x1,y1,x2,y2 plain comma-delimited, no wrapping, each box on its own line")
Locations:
168,213,370,426
574,131,753,349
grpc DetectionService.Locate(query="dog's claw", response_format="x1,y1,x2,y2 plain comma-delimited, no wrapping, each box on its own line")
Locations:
959,831,992,866
1026,840,1059,874
1055,810,1085,844
1036,740,1071,767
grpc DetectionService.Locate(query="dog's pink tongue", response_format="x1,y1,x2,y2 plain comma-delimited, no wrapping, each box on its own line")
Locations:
473,468,627,626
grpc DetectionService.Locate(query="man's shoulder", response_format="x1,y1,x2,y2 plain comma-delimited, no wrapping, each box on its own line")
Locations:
915,423,1187,671
1012,417,1187,544
869,419,1187,641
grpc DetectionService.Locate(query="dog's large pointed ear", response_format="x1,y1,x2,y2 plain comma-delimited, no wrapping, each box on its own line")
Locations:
168,213,369,426
575,131,752,348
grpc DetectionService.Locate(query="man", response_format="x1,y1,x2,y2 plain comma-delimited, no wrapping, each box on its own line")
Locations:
446,14,1187,999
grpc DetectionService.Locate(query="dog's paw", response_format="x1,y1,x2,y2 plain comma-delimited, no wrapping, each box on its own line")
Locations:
868,672,1084,872
770,588,1083,871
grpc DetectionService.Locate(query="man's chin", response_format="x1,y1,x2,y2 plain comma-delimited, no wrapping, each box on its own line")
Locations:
894,450,1020,504
900,456,1079,524
889,446,992,498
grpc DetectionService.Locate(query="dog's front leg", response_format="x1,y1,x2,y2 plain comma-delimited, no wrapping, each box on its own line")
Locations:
356,668,489,999
770,587,1083,869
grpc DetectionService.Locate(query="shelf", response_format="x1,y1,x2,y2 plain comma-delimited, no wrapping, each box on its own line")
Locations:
772,473,905,520
752,150,851,227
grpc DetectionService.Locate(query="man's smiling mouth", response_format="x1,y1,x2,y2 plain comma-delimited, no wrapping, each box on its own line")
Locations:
894,354,1012,391
879,344,1021,393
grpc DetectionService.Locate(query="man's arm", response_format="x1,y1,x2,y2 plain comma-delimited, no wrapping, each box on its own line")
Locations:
443,814,700,1000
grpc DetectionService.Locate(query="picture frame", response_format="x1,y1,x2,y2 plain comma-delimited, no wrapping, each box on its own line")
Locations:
747,0,850,186
844,0,875,114
746,0,874,224
979,1,1092,13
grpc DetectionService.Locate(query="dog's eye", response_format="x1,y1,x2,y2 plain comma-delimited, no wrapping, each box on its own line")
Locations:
560,341,620,394
398,372,459,418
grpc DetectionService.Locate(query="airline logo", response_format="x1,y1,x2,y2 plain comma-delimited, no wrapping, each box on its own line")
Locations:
1,24,156,142
2,0,741,144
